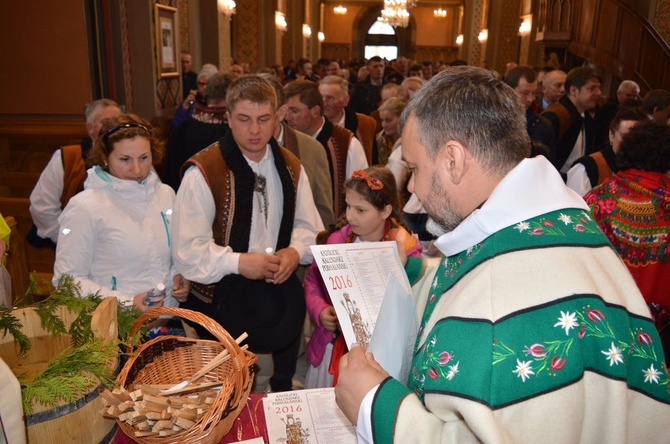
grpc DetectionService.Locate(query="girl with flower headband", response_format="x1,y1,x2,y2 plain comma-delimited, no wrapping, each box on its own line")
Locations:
303,165,422,388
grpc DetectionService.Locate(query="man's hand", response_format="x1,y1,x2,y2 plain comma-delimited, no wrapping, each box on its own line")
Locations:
272,247,300,284
335,346,389,424
394,228,409,266
133,291,164,312
172,274,190,302
182,89,197,109
239,252,280,280
319,306,339,331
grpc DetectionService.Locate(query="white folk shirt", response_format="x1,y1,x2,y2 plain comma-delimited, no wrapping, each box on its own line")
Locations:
565,162,592,197
313,117,368,178
171,145,323,285
30,149,67,243
560,113,586,174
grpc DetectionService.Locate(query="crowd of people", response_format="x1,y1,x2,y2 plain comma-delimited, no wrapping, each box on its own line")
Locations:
26,51,670,441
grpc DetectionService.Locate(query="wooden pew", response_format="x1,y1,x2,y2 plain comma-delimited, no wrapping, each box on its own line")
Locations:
0,201,54,301
0,117,79,294
3,216,29,304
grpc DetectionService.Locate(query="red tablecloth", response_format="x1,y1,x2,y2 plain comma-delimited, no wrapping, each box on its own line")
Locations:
111,393,268,443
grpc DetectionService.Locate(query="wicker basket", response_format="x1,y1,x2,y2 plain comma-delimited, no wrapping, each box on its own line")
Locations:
115,307,257,444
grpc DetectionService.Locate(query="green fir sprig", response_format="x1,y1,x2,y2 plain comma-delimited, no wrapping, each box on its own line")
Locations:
20,339,118,414
0,305,30,353
117,305,143,343
1,273,144,414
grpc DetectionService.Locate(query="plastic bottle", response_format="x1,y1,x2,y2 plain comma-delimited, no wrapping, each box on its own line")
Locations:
144,283,166,307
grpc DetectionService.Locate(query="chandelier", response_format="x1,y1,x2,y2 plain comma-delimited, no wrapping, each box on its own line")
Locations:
333,5,347,15
380,0,412,28
217,0,236,16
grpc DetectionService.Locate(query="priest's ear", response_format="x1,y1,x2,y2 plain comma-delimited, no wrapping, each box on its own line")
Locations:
440,140,468,185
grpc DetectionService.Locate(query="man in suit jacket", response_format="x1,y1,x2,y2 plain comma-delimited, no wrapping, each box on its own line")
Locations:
181,51,198,101
504,66,556,159
542,67,602,176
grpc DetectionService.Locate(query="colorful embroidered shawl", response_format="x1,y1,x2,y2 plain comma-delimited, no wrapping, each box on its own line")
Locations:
585,168,670,307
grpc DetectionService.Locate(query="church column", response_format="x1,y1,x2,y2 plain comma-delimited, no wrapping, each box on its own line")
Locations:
217,4,234,71
461,0,487,67
653,0,670,46
284,0,304,63
485,0,522,73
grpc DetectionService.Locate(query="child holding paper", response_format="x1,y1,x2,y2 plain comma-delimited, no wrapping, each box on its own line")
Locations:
304,166,422,388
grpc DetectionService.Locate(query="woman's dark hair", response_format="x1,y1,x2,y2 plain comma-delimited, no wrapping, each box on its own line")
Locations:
609,106,647,134
89,113,164,168
617,119,670,173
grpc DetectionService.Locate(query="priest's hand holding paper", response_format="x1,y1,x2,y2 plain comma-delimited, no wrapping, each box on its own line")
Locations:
239,252,280,280
272,247,300,284
319,306,339,331
335,346,389,425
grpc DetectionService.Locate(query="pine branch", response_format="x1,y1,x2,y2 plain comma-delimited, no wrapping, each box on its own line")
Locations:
118,304,143,343
68,293,103,347
8,273,145,415
34,339,117,382
15,272,45,307
69,311,93,347
0,305,31,353
33,303,67,337
33,275,100,340
21,339,118,414
22,374,99,415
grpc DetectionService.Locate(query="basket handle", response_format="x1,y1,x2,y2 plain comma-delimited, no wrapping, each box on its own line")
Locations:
129,307,241,353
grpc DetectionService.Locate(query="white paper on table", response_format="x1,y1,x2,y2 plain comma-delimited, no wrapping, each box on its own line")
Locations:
368,272,416,382
310,241,411,350
238,438,264,444
263,388,356,444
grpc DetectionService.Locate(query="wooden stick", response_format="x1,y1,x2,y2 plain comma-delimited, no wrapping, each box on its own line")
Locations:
188,335,248,382
160,333,248,394
152,381,223,397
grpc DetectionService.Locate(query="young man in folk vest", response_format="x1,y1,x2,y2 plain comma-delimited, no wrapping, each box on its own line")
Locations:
171,75,323,392
566,106,647,196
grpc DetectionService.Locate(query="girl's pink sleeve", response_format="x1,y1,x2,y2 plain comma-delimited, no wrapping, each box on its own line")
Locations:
304,228,348,327
304,260,331,328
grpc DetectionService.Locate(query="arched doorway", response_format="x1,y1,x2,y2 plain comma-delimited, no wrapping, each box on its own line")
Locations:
352,7,414,61
365,20,398,60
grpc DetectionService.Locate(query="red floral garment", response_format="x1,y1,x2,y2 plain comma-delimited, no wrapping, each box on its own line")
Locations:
584,168,670,307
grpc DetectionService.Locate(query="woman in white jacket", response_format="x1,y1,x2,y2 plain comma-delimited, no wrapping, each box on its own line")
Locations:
53,114,189,310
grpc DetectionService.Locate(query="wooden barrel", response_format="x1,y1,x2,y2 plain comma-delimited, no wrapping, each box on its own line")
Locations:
23,384,117,443
0,297,118,443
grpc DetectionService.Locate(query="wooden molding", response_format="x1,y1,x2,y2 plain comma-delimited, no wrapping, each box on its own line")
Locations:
0,117,87,139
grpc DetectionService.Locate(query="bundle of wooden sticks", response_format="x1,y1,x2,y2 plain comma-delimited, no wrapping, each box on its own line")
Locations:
100,382,221,438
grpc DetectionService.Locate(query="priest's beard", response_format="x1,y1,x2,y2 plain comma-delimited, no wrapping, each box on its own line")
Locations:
423,170,463,236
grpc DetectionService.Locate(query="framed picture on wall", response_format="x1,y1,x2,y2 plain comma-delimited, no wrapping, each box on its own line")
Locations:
155,3,179,78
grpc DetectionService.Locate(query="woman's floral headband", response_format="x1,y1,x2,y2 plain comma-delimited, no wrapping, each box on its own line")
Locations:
352,170,384,190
